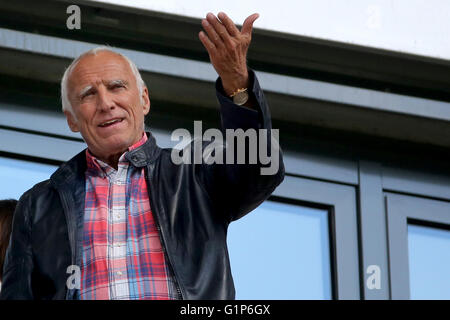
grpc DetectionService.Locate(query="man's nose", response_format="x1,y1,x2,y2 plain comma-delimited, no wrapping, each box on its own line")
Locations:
97,87,115,111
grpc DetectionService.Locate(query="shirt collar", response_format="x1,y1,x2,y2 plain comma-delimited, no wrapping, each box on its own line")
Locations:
85,132,148,177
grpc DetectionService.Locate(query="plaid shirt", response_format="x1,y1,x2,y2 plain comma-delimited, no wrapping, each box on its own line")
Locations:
79,133,179,300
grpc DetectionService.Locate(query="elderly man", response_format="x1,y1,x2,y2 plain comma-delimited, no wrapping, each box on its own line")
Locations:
0,12,284,300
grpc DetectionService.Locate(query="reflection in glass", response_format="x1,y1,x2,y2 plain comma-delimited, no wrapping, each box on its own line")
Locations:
408,224,450,299
0,156,58,200
227,200,332,299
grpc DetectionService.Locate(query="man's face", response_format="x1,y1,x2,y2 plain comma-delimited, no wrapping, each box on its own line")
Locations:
65,51,150,159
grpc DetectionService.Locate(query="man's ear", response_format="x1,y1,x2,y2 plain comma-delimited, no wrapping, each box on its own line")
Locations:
64,110,80,132
142,87,150,116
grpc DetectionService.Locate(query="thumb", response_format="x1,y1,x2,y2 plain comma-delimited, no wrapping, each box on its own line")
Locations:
241,13,259,36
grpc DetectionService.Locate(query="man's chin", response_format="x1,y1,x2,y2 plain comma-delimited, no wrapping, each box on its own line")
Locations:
93,136,130,155
85,131,141,156
104,141,130,154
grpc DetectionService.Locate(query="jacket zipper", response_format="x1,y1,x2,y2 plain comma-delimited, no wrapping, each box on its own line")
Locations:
145,168,184,300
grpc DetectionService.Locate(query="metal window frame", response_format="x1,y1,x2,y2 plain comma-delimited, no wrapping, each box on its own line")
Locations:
272,175,361,300
357,161,390,299
384,192,450,299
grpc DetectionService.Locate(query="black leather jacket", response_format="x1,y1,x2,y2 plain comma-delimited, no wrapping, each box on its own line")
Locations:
0,71,284,300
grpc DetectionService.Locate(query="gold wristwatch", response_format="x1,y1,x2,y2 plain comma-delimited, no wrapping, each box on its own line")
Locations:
230,88,249,106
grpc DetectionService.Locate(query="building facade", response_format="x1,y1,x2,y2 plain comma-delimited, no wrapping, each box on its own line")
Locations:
0,0,449,299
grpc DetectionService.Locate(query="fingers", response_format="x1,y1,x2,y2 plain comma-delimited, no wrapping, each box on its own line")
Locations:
201,18,223,49
241,13,259,36
205,13,234,49
199,12,259,54
198,30,216,55
217,12,239,37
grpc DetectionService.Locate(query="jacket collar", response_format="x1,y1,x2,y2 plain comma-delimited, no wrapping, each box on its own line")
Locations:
125,131,161,168
50,131,161,186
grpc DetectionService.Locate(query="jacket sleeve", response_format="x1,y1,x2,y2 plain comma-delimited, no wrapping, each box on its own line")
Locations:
0,192,34,299
196,69,285,223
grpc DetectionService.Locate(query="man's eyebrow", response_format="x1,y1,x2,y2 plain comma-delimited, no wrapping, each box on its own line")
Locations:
77,80,128,99
78,85,94,99
106,79,129,87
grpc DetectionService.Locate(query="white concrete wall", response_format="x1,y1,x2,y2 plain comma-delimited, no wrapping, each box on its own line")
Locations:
89,0,450,61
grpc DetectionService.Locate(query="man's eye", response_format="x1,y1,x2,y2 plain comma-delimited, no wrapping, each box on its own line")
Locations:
111,84,125,90
81,92,94,100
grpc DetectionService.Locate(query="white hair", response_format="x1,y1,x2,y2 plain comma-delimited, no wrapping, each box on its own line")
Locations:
60,46,146,115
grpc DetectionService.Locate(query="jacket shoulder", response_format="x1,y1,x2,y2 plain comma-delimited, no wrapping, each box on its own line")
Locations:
20,179,54,201
17,179,57,217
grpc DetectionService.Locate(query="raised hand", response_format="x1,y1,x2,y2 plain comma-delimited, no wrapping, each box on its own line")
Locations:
199,12,259,97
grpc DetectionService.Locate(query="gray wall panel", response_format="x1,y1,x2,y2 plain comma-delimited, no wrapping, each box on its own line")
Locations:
0,128,86,161
382,166,450,201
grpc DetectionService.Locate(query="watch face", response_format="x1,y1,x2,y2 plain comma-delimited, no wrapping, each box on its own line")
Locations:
233,90,249,105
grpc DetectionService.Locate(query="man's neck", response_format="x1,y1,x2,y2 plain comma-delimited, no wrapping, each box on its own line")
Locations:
88,132,147,170
101,151,126,170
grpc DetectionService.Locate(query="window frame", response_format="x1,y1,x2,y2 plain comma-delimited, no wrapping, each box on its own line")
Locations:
271,174,361,299
384,192,450,299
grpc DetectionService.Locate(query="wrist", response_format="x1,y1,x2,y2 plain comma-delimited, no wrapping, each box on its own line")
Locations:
221,72,249,97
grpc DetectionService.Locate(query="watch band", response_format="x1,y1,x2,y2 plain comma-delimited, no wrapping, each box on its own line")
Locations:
230,87,247,97
230,88,249,106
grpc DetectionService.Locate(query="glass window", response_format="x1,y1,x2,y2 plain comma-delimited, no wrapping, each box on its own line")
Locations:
227,200,332,299
0,156,58,200
408,224,450,299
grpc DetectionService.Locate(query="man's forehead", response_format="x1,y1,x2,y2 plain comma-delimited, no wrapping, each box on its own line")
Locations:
69,51,132,86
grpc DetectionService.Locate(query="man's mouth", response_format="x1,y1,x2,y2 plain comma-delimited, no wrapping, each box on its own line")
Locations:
98,118,124,127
